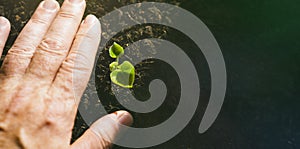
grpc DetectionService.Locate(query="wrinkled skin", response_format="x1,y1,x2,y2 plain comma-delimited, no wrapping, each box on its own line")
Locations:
0,0,133,148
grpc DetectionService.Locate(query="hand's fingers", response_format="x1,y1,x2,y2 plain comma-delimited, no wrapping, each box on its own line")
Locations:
26,0,86,83
0,17,10,57
0,0,59,76
71,111,133,149
49,15,100,105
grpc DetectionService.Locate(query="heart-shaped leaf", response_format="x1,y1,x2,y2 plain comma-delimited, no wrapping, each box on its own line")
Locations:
109,42,124,58
110,61,135,88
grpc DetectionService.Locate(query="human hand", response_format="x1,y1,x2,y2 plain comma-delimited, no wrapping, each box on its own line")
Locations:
0,0,132,148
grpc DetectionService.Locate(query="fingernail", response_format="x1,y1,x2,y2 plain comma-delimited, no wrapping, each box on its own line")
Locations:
115,111,133,126
43,0,57,10
83,15,96,24
69,0,83,4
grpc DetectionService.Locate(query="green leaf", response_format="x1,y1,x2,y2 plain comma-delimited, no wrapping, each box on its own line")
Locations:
109,42,124,58
110,61,135,88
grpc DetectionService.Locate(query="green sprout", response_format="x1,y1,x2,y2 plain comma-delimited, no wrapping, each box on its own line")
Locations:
109,42,135,88
109,42,124,58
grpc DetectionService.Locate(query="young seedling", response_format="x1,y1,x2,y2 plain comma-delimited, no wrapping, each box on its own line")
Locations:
109,42,135,88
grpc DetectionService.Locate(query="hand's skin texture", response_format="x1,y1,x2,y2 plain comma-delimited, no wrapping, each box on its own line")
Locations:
0,0,133,149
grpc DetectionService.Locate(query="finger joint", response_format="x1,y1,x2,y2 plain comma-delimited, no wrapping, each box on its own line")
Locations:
38,37,67,55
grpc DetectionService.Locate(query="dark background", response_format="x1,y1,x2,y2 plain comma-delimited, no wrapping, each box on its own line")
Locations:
0,0,299,148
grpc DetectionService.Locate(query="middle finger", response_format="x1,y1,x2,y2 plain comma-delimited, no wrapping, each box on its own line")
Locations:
25,0,86,83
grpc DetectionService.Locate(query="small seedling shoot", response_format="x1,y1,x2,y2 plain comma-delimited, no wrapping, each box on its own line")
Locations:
109,42,135,88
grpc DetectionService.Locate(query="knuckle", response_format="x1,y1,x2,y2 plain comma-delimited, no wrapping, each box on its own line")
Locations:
76,32,94,40
38,37,67,55
59,61,75,76
100,139,112,149
66,52,90,71
92,130,113,149
55,64,74,84
60,61,74,73
30,17,48,25
63,53,76,66
10,42,36,55
58,11,77,20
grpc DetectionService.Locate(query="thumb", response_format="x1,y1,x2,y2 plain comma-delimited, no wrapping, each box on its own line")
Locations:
71,111,133,149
